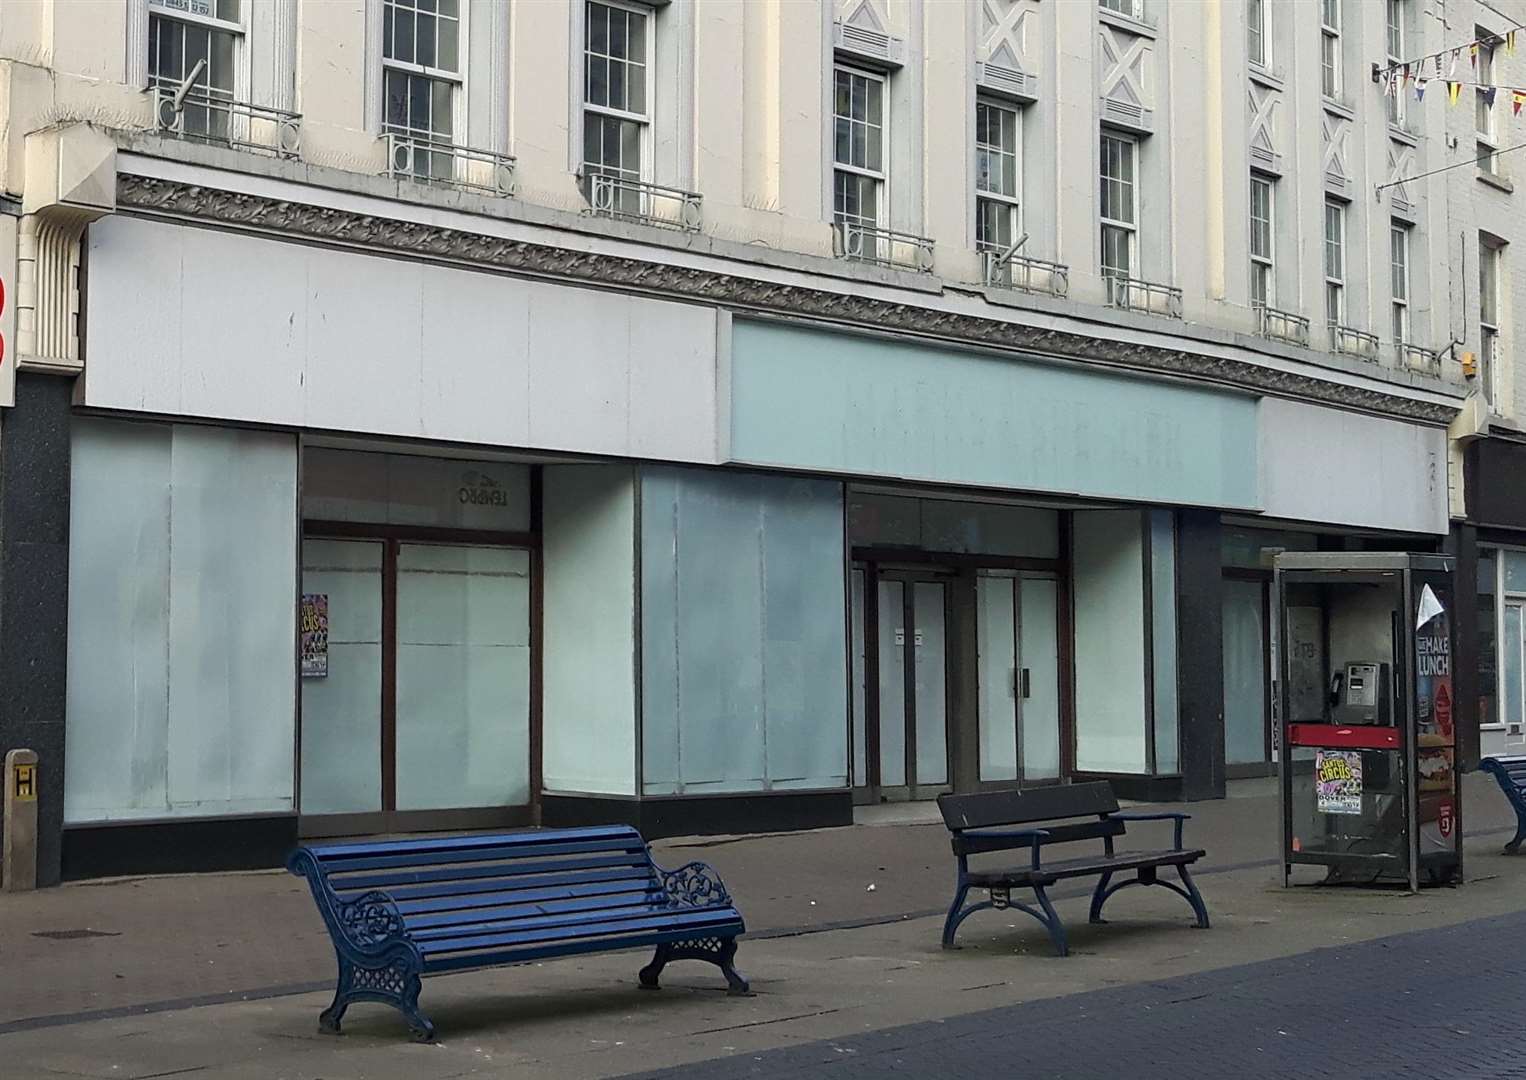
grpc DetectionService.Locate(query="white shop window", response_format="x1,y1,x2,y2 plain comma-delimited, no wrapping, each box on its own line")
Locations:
65,420,298,823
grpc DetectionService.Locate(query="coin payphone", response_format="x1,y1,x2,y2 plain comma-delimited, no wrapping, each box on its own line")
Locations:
1275,553,1461,890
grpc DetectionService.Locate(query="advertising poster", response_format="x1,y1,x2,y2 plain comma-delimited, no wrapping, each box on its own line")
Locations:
1315,750,1363,815
1415,582,1457,854
300,593,329,678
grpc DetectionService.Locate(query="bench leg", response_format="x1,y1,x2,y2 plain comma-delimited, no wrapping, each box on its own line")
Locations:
1030,885,1069,957
1507,814,1526,855
639,937,750,996
941,883,972,949
320,952,433,1042
1088,872,1114,925
1178,865,1211,929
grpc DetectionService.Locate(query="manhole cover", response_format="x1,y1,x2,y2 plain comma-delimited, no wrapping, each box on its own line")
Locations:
32,929,120,940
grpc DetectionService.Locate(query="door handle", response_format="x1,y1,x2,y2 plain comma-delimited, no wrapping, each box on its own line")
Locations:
1021,668,1031,698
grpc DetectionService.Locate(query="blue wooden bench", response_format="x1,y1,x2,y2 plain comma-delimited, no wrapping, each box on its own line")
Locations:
937,782,1209,956
287,825,747,1041
1479,756,1526,854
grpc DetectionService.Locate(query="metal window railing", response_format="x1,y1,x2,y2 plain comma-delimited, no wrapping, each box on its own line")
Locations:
982,247,1070,298
1105,273,1184,319
1329,322,1380,359
587,175,703,232
385,132,517,197
154,82,301,159
1398,341,1441,374
832,221,936,273
1255,304,1311,347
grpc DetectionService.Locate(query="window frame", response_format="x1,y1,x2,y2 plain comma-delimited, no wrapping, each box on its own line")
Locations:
146,0,246,141
1099,130,1139,281
1100,0,1145,20
1385,0,1405,127
1324,198,1346,327
582,0,655,190
832,63,889,237
1481,236,1503,408
1390,221,1411,347
974,97,1022,255
381,0,464,149
1249,173,1274,308
1477,29,1498,169
1320,0,1342,101
1247,0,1268,69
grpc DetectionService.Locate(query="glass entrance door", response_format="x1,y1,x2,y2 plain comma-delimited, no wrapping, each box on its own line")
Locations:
299,537,532,834
976,574,1062,783
1223,575,1272,770
851,570,952,800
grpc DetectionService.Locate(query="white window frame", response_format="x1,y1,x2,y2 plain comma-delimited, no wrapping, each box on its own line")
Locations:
1100,130,1138,281
381,0,465,147
146,0,245,91
582,0,655,193
1100,0,1144,20
1489,547,1526,735
975,98,1022,254
1390,221,1410,347
832,64,888,237
1481,236,1503,408
1386,0,1405,127
1324,198,1345,327
1477,29,1498,170
1249,173,1274,308
1320,0,1341,101
1247,0,1268,69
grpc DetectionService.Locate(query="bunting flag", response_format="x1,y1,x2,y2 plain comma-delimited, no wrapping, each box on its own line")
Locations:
1514,90,1526,116
1509,30,1518,56
1447,80,1463,105
1484,86,1498,108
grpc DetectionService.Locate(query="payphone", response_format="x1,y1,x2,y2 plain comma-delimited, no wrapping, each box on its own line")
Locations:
1331,662,1390,726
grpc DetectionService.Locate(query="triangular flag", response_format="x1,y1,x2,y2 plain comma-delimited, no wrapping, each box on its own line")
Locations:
1448,81,1463,105
1485,86,1498,108
1416,78,1428,101
1514,91,1524,116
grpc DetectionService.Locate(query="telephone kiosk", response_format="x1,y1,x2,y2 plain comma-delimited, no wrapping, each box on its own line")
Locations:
1275,553,1460,891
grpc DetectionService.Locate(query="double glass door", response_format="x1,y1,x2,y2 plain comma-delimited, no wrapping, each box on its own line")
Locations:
975,573,1062,782
298,537,532,833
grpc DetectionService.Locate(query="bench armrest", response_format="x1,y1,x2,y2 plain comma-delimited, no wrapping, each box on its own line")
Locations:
652,860,734,910
956,827,1051,872
1106,811,1190,850
288,848,414,961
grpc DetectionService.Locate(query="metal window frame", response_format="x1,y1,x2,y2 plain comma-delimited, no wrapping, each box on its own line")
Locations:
974,98,1022,253
1099,129,1138,278
381,0,463,81
147,4,244,91
1249,172,1275,307
582,0,654,146
148,0,242,35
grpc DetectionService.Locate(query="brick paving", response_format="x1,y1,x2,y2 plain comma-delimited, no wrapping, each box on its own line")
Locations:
622,909,1526,1080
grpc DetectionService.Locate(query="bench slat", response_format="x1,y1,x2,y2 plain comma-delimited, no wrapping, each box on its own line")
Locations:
394,876,658,918
329,851,652,895
417,908,741,957
965,847,1205,887
421,923,741,975
367,864,656,905
313,835,647,874
409,900,695,941
938,782,1119,830
307,825,642,861
403,889,669,933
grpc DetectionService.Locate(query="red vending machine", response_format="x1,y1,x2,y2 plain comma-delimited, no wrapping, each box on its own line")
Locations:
1275,553,1460,891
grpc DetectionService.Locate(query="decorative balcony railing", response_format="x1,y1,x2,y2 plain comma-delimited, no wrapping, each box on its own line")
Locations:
385,132,516,197
1255,304,1311,347
587,175,703,232
1105,273,1183,319
982,247,1069,298
154,83,301,159
1329,323,1381,360
1398,341,1441,375
832,220,936,273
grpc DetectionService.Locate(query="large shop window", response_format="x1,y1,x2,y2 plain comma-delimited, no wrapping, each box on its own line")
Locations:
640,468,848,795
65,420,298,823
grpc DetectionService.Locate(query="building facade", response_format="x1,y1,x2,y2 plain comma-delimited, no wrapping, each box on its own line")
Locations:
0,0,1516,883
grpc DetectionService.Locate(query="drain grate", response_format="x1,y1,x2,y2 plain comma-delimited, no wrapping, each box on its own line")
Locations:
32,929,120,941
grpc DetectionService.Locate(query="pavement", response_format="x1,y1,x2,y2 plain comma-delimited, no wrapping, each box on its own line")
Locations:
0,773,1522,1078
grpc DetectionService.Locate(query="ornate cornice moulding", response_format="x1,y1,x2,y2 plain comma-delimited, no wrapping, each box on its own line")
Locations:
115,174,1457,426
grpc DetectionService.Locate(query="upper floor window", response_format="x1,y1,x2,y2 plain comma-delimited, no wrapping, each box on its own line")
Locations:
1390,221,1411,346
1247,0,1267,68
1481,236,1503,407
1386,0,1406,126
1100,0,1144,20
975,100,1021,253
1323,199,1345,326
833,66,886,242
382,0,461,177
1249,174,1274,308
148,0,241,140
1100,131,1137,280
1477,30,1498,171
583,0,651,207
1320,0,1341,100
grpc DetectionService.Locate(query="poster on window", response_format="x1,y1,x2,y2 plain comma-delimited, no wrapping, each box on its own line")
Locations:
300,593,328,678
1315,750,1363,815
